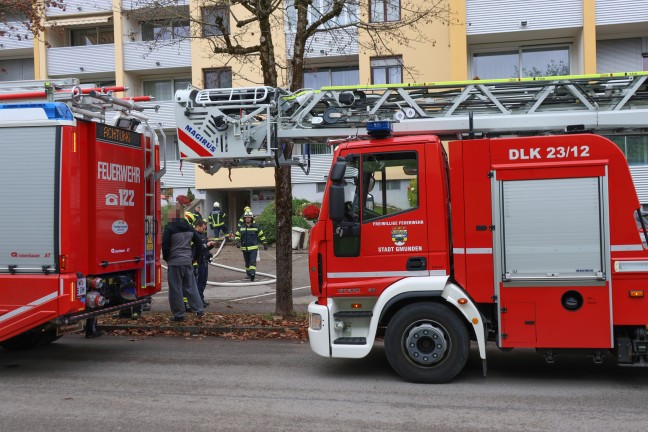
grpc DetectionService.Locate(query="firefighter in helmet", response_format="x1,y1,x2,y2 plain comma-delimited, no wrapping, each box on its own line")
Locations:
183,203,203,227
237,206,253,230
208,201,229,239
235,210,267,281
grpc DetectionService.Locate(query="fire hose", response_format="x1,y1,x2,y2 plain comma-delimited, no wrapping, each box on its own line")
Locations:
161,238,277,286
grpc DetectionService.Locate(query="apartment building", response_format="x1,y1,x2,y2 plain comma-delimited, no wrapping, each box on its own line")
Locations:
2,0,648,226
276,0,648,206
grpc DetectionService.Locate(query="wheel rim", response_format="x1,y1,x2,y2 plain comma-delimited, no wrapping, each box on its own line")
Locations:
404,322,448,366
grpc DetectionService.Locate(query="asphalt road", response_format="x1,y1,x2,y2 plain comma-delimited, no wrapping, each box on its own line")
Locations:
1,336,647,432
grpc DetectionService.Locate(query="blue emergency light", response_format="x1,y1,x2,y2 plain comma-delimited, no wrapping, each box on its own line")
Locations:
0,102,73,121
366,120,392,138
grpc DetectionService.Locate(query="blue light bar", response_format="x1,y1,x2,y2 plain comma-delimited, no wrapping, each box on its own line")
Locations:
366,120,392,138
0,102,73,121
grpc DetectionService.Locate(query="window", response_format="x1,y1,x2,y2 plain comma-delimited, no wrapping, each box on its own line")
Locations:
202,7,229,36
303,67,359,89
362,152,418,223
164,133,180,161
371,57,402,84
377,180,401,191
472,46,570,79
607,135,648,165
596,38,644,73
370,0,400,22
203,68,232,88
143,77,191,101
142,19,190,41
285,0,359,31
316,183,326,193
0,58,34,81
71,27,114,46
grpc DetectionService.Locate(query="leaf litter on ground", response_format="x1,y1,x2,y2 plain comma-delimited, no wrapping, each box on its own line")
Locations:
97,312,308,341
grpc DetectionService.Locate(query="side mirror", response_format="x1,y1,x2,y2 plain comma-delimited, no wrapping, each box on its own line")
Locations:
328,183,345,222
329,158,347,183
366,194,374,211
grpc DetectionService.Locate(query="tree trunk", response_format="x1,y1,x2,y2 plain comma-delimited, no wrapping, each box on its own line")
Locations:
254,3,296,318
274,164,295,317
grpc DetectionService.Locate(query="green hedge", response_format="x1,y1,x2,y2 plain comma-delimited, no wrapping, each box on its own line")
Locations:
256,199,312,244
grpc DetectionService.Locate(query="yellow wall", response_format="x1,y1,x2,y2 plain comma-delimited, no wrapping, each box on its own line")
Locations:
582,0,597,74
195,167,276,189
357,1,454,84
449,0,468,80
189,0,287,88
113,0,126,94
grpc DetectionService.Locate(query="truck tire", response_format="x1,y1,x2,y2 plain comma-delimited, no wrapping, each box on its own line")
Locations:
384,302,469,383
0,327,61,351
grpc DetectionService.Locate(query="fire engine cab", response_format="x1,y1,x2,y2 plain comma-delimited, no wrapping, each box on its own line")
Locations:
0,79,164,349
174,72,648,382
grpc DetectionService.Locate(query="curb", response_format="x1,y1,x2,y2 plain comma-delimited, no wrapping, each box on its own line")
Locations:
99,324,304,335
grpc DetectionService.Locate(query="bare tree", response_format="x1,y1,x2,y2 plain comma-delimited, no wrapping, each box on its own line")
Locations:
0,1,65,41
125,0,451,317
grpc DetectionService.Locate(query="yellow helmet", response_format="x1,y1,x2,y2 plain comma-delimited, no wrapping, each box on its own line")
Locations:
244,206,251,212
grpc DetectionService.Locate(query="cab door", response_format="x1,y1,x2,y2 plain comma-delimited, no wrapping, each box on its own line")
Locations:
325,144,431,297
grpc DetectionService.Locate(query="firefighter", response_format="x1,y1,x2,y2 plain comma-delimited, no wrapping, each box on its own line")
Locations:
235,210,267,281
237,206,253,230
193,219,215,307
184,210,197,227
208,201,229,239
163,206,205,322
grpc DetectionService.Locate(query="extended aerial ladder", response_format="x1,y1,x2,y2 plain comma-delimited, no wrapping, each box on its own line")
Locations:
0,78,166,290
175,71,648,175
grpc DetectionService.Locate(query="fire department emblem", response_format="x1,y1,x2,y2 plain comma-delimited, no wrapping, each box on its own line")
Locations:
391,227,408,246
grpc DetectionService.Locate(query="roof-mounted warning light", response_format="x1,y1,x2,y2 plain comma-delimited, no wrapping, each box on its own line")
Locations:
367,120,392,138
0,102,73,121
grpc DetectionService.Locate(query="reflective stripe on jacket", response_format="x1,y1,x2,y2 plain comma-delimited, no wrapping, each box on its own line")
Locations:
208,210,227,228
235,223,267,251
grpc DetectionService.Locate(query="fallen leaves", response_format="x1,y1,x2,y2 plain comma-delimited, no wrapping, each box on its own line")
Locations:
97,312,308,341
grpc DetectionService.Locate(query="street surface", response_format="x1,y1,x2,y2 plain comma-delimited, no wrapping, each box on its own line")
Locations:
1,335,648,432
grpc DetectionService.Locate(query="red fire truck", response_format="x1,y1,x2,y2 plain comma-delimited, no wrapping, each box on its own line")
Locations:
0,79,163,350
174,72,648,382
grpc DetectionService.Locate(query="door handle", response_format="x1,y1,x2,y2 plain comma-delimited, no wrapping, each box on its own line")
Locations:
407,256,427,271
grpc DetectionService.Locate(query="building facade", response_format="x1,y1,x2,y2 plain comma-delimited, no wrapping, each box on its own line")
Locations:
2,0,648,225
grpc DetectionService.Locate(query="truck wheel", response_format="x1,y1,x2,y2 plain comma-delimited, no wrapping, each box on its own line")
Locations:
0,327,61,351
384,303,469,383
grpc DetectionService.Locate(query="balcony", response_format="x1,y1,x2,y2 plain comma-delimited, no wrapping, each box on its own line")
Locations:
47,44,115,76
0,22,35,53
286,29,358,60
123,40,191,72
139,100,177,130
46,0,113,16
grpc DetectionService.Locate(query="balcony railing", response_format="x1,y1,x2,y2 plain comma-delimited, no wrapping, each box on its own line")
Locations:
123,40,191,72
47,44,115,76
46,0,113,16
0,22,35,51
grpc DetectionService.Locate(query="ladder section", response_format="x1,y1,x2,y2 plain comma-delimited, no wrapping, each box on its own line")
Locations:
174,86,283,174
173,72,648,174
278,72,648,140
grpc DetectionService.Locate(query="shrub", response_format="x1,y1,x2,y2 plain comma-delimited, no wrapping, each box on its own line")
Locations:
302,203,320,220
407,179,418,208
176,195,190,207
256,199,312,244
292,198,311,215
